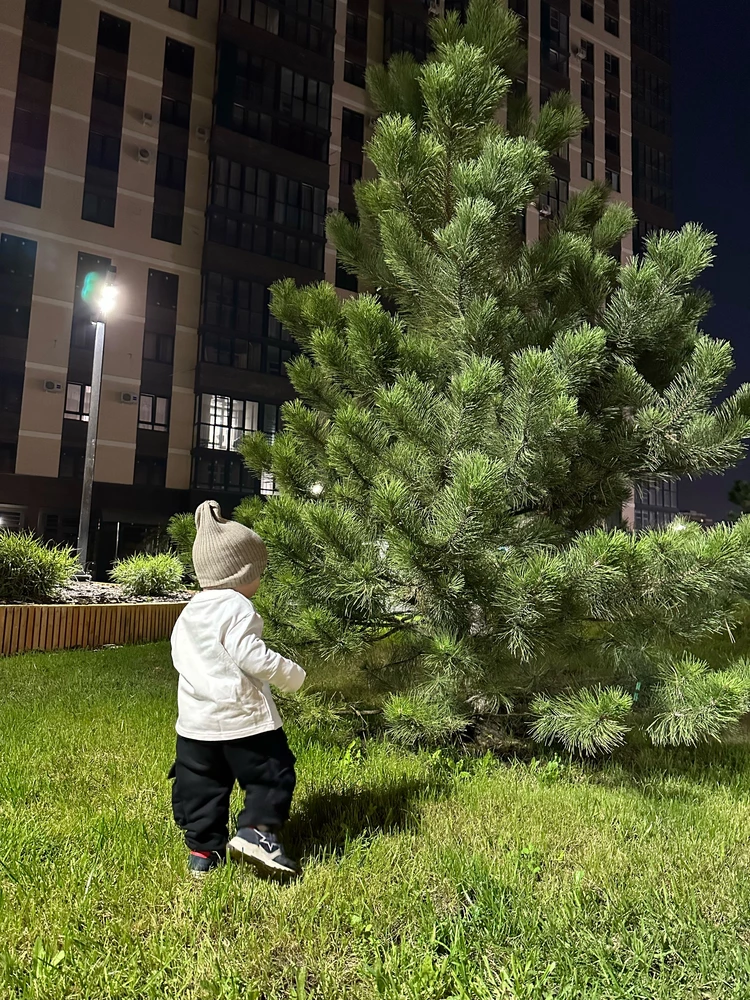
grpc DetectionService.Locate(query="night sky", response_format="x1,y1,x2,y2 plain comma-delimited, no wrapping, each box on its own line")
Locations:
673,1,750,520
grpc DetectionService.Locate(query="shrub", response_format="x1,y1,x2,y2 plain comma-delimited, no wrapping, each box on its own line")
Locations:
109,553,185,597
0,531,77,603
383,691,469,749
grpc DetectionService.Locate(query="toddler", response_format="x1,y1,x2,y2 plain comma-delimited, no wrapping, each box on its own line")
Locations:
169,499,306,877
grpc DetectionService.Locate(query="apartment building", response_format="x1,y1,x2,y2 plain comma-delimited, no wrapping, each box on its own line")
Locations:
0,0,673,573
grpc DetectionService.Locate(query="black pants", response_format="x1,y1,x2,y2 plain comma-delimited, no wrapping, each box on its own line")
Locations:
169,728,296,852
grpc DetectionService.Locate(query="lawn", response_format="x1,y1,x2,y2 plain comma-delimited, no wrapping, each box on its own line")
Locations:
3,643,750,999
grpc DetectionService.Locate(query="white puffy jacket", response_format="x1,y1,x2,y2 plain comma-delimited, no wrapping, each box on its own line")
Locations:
171,589,306,741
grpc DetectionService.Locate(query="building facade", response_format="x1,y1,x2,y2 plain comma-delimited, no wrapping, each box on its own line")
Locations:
0,0,673,573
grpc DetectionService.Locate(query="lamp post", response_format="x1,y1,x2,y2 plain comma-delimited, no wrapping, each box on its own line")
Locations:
76,266,118,575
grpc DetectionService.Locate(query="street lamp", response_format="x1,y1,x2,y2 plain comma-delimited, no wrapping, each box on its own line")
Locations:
76,266,118,575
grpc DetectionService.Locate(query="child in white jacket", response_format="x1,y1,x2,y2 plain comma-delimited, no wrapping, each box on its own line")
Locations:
169,499,306,877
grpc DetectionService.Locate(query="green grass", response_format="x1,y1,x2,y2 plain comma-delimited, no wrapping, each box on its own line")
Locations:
3,644,750,998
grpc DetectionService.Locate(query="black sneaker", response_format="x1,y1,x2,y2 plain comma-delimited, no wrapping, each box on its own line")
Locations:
228,827,300,878
188,850,225,877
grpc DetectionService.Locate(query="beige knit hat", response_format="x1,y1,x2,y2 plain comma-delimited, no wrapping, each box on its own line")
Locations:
192,500,268,590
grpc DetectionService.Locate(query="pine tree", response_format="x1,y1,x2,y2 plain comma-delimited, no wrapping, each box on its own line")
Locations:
233,0,750,754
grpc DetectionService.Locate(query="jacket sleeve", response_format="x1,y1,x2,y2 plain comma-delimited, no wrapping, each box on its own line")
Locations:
222,615,306,693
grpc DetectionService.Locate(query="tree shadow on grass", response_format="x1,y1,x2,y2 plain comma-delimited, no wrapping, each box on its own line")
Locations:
579,735,750,802
285,776,450,860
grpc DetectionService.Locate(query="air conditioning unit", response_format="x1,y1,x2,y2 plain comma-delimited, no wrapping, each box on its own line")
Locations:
120,392,139,404
142,111,154,127
195,125,209,142
43,380,63,393
137,148,152,164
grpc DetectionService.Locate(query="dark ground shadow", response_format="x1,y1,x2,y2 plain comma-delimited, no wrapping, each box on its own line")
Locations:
283,776,451,860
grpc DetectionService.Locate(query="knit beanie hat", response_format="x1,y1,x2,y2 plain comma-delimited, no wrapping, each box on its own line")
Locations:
192,500,268,590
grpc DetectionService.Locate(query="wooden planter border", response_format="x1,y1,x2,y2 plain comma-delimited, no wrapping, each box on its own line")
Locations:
0,602,187,656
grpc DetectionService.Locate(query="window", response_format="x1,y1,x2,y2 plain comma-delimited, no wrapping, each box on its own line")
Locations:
541,3,569,76
165,38,195,77
218,45,331,160
201,273,294,342
82,14,128,226
251,0,280,33
208,159,326,269
278,65,331,128
82,191,116,227
633,219,656,256
633,139,673,210
581,121,594,144
605,13,619,35
8,0,60,202
0,373,24,414
605,90,620,112
581,39,594,63
26,0,61,27
605,168,621,192
604,52,619,77
86,132,121,172
160,96,191,128
193,452,255,493
64,383,91,421
223,0,334,55
19,46,56,82
539,175,568,217
336,259,357,292
580,1,593,20
340,159,362,187
152,211,182,243
169,0,198,15
631,0,669,61
582,159,594,180
384,11,428,61
98,12,130,53
92,72,125,105
143,332,175,364
346,11,367,41
59,447,85,479
142,269,177,364
344,61,366,88
632,66,671,133
134,457,167,486
212,157,270,215
0,234,37,340
604,131,620,155
138,394,170,431
341,107,364,143
581,78,594,100
198,394,259,450
147,269,178,311
0,444,16,474
273,175,326,234
155,152,187,190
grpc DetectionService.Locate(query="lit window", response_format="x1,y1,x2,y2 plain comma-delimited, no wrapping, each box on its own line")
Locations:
138,393,170,431
64,383,91,421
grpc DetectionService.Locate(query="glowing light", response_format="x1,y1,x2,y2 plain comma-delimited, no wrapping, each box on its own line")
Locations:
310,482,324,497
81,270,118,316
98,281,118,316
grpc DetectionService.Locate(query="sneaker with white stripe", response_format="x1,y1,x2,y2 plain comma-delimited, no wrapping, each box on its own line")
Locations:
228,827,300,878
